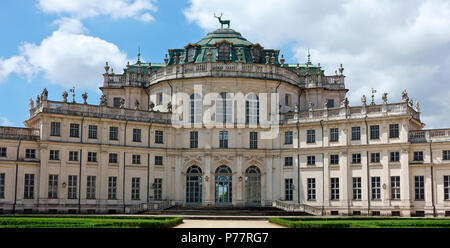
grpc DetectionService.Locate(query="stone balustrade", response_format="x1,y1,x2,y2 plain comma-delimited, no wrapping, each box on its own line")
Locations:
0,126,40,140
409,129,450,143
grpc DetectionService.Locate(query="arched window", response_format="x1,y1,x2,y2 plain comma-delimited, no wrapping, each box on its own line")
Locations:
215,165,232,204
252,47,261,63
190,93,202,124
187,47,196,62
216,92,232,124
245,165,261,206
246,93,259,125
218,43,230,61
186,166,202,204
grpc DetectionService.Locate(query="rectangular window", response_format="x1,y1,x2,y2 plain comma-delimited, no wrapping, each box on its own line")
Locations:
48,175,58,199
156,93,163,105
307,155,316,165
133,128,141,142
155,130,163,144
50,122,60,136
69,151,78,161
285,131,293,145
190,131,198,148
351,127,361,140
25,149,36,159
0,147,6,157
87,152,97,162
0,173,4,198
132,177,140,200
370,125,380,139
307,130,315,143
250,132,258,149
330,128,339,142
352,177,361,200
443,150,450,160
113,97,121,108
371,177,381,200
219,131,228,148
389,124,399,138
109,127,118,141
24,174,34,199
109,153,118,163
391,176,401,200
352,153,361,164
49,150,59,160
415,176,424,200
327,99,334,108
155,156,163,165
370,153,380,163
330,178,339,200
69,123,80,138
413,151,424,161
108,176,117,200
132,155,141,165
68,175,77,199
285,94,291,106
88,125,97,139
86,176,96,199
330,154,339,165
285,178,293,201
390,152,400,162
444,176,450,200
284,157,293,166
154,178,162,200
307,178,316,201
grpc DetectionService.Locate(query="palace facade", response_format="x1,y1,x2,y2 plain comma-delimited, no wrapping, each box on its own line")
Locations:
1,26,450,217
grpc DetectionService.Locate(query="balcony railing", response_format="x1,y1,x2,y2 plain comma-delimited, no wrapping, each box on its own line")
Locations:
0,126,40,140
409,129,450,143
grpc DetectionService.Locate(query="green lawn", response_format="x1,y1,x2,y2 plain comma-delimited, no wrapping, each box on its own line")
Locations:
269,217,450,228
0,216,183,228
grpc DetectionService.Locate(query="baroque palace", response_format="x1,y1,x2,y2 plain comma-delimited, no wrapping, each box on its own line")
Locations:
1,23,450,217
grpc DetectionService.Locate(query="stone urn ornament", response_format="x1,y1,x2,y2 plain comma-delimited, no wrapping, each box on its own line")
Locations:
82,92,88,104
62,91,68,103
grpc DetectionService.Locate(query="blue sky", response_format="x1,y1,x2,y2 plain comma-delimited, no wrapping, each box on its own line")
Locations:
1,0,449,128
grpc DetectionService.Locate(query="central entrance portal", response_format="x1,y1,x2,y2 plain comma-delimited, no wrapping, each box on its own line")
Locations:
245,166,261,206
215,165,232,205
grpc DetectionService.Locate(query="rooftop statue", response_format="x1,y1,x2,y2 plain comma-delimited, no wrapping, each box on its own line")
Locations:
214,13,230,29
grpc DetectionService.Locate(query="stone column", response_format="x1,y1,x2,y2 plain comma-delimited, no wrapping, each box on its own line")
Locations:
204,154,212,205
265,155,273,206
235,153,243,206
400,148,411,216
173,154,183,204
382,149,390,208
99,149,108,207
339,151,349,215
38,145,48,204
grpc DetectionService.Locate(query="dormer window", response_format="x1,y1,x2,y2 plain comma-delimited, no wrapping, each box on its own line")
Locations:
187,47,196,62
218,43,230,61
252,47,262,63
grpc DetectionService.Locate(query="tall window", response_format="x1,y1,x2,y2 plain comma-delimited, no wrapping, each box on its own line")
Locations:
48,175,58,199
307,156,316,165
88,125,97,139
113,97,121,107
307,130,315,143
156,93,163,105
307,178,316,201
218,43,230,61
109,127,118,141
246,94,259,125
0,147,6,157
415,176,424,200
352,177,361,200
50,122,60,136
132,155,141,164
24,174,34,199
370,153,380,163
86,176,96,199
371,177,381,200
0,173,4,199
390,152,400,162
108,176,117,200
133,128,141,142
69,151,78,161
389,124,399,138
155,156,163,166
219,131,228,148
285,94,291,106
109,153,118,163
68,175,77,199
49,150,59,160
155,130,163,144
25,149,36,159
154,178,162,200
252,46,261,63
391,176,400,200
351,127,360,140
190,131,198,148
284,157,293,166
249,131,258,149
330,154,339,165
330,128,339,142
352,153,361,164
190,94,202,124
443,150,450,160
285,178,293,201
88,152,97,162
216,92,232,124
131,177,140,200
370,125,380,139
444,176,450,200
69,123,79,137
285,131,293,145
330,178,339,200
413,151,423,161
327,99,335,108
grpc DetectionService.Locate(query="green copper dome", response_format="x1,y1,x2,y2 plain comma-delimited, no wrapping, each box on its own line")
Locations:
195,28,253,46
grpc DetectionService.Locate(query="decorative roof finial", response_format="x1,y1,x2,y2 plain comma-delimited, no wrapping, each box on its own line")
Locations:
280,54,285,66
371,88,377,105
164,54,168,65
214,13,230,29
137,46,141,64
307,48,311,64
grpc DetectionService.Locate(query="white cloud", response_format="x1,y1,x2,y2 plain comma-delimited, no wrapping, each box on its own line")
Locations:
0,55,37,83
38,0,157,22
0,117,13,126
184,0,450,128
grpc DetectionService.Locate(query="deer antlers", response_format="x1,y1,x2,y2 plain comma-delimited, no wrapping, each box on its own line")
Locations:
214,12,223,19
